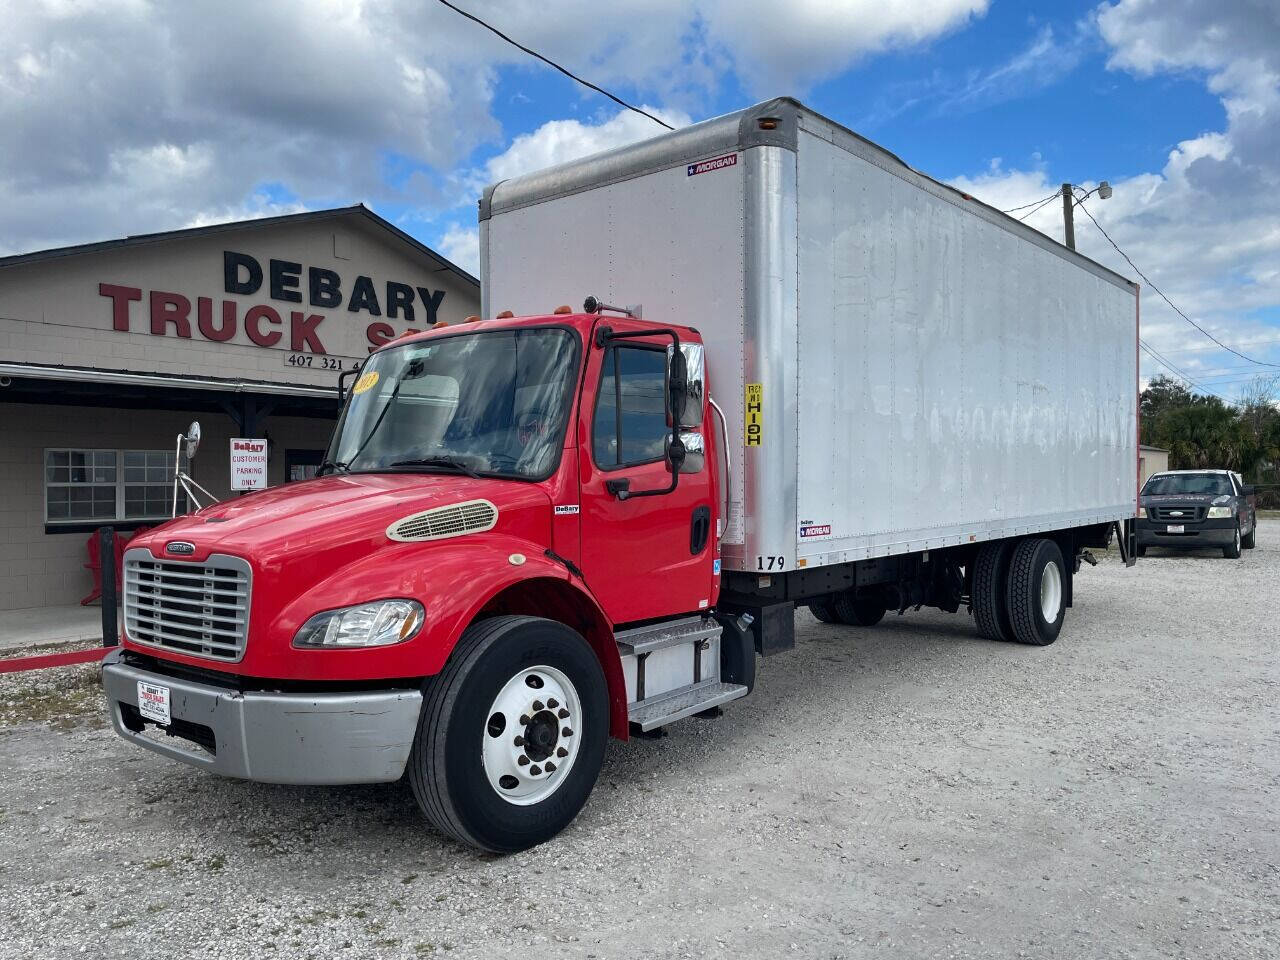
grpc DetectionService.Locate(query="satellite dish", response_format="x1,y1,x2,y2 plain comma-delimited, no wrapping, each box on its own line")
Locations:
184,421,202,459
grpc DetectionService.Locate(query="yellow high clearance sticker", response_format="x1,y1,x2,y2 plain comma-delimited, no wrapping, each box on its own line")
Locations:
745,382,763,446
352,371,380,395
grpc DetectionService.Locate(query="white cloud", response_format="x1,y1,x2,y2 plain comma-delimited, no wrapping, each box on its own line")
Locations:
0,0,990,255
480,107,693,185
437,223,480,277
947,1,1280,398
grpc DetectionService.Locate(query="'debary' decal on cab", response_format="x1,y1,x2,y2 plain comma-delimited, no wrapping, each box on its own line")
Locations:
800,524,831,538
687,154,738,177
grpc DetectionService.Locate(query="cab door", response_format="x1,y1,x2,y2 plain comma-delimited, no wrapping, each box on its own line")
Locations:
576,320,715,625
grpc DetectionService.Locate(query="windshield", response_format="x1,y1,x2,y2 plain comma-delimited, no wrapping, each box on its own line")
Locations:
327,328,580,480
1142,473,1233,496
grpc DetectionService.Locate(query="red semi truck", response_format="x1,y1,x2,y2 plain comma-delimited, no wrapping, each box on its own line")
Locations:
102,100,1138,851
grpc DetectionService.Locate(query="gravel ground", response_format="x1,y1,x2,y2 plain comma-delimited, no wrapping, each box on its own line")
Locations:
1,523,1276,960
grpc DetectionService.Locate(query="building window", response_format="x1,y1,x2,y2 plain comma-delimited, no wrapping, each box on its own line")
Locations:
45,449,183,524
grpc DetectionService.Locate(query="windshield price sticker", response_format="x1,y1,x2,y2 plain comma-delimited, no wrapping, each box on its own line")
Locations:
352,371,380,395
745,383,763,446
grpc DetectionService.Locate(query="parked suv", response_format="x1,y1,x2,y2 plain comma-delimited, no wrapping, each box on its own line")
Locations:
1137,469,1258,558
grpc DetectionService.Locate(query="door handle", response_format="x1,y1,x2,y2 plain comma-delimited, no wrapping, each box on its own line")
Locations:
605,477,631,499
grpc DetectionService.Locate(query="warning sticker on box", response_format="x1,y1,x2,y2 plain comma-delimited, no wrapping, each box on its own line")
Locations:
745,382,763,446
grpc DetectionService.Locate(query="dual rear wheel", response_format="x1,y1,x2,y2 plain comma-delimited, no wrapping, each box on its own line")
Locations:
971,538,1067,645
810,593,886,626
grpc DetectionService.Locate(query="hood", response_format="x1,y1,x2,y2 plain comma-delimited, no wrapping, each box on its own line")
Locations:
130,472,553,570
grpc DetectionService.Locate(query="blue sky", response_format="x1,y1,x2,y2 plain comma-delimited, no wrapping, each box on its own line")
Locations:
4,0,1279,400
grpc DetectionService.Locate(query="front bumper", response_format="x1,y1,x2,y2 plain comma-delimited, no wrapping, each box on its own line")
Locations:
1136,517,1236,548
101,650,422,784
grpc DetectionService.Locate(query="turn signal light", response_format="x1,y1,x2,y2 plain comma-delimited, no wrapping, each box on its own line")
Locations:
495,310,514,319
553,305,572,314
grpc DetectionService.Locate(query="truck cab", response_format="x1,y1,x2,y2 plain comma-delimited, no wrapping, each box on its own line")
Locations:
103,306,748,852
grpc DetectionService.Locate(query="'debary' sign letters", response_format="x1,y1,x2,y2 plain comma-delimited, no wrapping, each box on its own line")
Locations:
98,250,449,356
230,438,268,491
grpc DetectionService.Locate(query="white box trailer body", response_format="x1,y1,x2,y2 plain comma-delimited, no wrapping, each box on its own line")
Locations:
481,98,1139,575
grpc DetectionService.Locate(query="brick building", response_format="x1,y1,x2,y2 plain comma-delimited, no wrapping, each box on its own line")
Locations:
0,206,478,611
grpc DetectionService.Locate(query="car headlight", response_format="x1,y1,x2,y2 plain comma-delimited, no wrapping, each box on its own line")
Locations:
293,599,424,648
1137,506,1147,518
1207,506,1234,519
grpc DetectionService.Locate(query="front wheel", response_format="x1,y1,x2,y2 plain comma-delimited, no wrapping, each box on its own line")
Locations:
1242,522,1256,550
1006,538,1067,646
408,616,608,852
1223,525,1242,559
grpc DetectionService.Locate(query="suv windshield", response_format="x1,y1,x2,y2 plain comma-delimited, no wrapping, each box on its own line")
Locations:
1142,473,1233,496
328,328,580,480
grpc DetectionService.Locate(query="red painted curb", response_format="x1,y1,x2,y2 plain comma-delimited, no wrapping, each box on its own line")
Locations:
0,647,109,674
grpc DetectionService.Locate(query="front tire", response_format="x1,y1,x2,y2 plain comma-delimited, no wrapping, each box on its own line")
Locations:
1242,522,1256,550
1223,525,1242,559
408,616,608,853
1006,539,1067,646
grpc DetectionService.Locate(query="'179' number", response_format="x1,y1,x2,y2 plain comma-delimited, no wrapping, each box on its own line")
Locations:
756,555,785,571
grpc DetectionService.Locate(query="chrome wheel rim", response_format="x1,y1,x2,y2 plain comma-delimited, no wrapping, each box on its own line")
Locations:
1040,560,1063,622
481,664,581,806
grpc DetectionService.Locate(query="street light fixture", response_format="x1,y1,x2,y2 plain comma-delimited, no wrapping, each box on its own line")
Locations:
1061,181,1112,249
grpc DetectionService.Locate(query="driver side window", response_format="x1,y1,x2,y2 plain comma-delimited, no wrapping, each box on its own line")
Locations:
593,346,668,469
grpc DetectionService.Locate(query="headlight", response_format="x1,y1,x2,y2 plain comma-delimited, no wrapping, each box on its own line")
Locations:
293,599,424,648
1207,506,1234,519
1137,506,1147,518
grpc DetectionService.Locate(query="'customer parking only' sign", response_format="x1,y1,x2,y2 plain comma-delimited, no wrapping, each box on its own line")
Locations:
230,438,268,490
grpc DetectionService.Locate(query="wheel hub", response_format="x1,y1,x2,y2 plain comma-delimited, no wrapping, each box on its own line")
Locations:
482,666,581,806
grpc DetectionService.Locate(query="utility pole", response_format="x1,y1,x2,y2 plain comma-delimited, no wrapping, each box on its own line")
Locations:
1061,182,1076,250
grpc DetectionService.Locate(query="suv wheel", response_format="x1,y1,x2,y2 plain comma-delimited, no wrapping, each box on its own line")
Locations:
1223,525,1242,559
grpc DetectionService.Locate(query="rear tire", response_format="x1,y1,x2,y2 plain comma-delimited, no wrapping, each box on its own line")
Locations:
1006,539,1067,646
831,592,886,626
809,599,837,623
408,616,608,853
971,541,1016,641
1223,524,1242,559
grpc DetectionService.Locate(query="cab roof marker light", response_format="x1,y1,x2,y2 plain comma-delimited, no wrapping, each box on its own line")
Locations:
553,305,573,314
495,310,515,319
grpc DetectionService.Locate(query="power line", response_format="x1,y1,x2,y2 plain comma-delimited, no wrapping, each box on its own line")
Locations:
1001,192,1058,214
1016,194,1059,222
1139,339,1238,405
1075,199,1280,369
433,0,674,131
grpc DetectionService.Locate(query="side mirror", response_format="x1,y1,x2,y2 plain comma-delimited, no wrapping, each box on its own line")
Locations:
674,431,704,474
184,421,202,459
667,348,688,426
670,343,705,427
665,434,687,474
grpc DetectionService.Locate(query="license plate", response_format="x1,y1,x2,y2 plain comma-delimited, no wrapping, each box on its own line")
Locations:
1166,524,1184,534
137,681,171,726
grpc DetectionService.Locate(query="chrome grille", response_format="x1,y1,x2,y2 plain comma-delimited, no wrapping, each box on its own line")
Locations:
123,549,251,662
1150,505,1206,523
